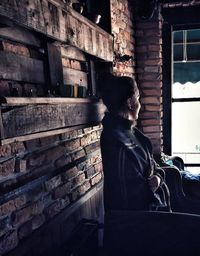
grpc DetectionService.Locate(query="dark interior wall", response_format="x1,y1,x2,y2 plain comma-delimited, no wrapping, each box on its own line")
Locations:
2,0,199,254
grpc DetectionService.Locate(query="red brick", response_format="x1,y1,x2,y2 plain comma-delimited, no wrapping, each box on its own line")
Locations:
94,162,103,173
141,96,161,105
28,154,46,168
25,139,40,150
144,59,162,66
73,172,85,185
83,127,93,133
144,66,160,73
71,149,85,161
44,200,61,219
15,159,27,173
2,41,30,57
0,144,12,157
65,139,81,152
39,135,60,146
84,141,100,154
0,216,10,237
142,89,162,97
25,185,45,203
63,166,79,180
85,167,96,178
60,195,71,209
90,153,102,165
84,180,91,191
31,200,44,215
144,29,161,37
140,81,162,88
0,80,11,96
90,173,102,186
45,175,62,192
12,206,32,226
136,21,161,30
45,145,66,162
135,30,144,37
31,214,45,230
148,51,162,59
71,60,81,70
145,105,162,112
143,126,161,133
81,135,92,146
147,132,162,140
18,220,32,240
70,190,79,202
138,73,162,81
77,159,91,171
0,158,15,177
0,200,16,217
60,130,79,140
139,111,160,119
53,182,72,199
148,44,162,52
136,45,147,53
140,119,161,126
137,36,162,46
11,142,25,154
14,195,27,209
62,57,71,68
55,155,71,168
0,230,18,255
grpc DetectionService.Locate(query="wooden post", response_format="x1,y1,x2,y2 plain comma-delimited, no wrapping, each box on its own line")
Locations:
0,110,5,143
47,42,64,94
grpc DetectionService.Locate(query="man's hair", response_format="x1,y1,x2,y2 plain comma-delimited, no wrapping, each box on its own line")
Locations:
98,73,137,113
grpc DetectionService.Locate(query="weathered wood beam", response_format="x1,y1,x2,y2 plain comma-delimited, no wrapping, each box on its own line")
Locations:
63,68,88,86
0,100,104,143
0,26,41,47
0,1,113,61
0,123,91,145
0,51,45,83
47,43,64,88
0,97,94,105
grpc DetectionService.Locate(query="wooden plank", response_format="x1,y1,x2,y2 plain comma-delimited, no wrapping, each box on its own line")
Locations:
1,102,104,139
0,51,45,84
0,27,41,47
61,46,86,62
47,43,64,88
0,97,93,105
0,124,89,145
63,68,88,86
0,111,5,140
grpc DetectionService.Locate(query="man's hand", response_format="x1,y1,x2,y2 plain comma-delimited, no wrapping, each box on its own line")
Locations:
148,175,161,193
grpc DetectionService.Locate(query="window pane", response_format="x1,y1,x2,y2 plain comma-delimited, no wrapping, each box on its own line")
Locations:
172,81,200,98
172,102,200,165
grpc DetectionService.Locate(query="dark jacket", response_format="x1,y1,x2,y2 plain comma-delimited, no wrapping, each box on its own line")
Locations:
101,112,166,212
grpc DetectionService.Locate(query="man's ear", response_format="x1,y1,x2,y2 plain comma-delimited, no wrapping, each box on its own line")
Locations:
127,98,133,110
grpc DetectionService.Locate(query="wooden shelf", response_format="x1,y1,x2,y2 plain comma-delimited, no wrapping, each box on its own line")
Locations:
0,97,96,105
0,98,105,145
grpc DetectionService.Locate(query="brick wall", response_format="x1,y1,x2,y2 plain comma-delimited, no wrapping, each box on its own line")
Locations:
110,0,164,155
110,0,136,77
0,125,103,254
135,9,163,155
